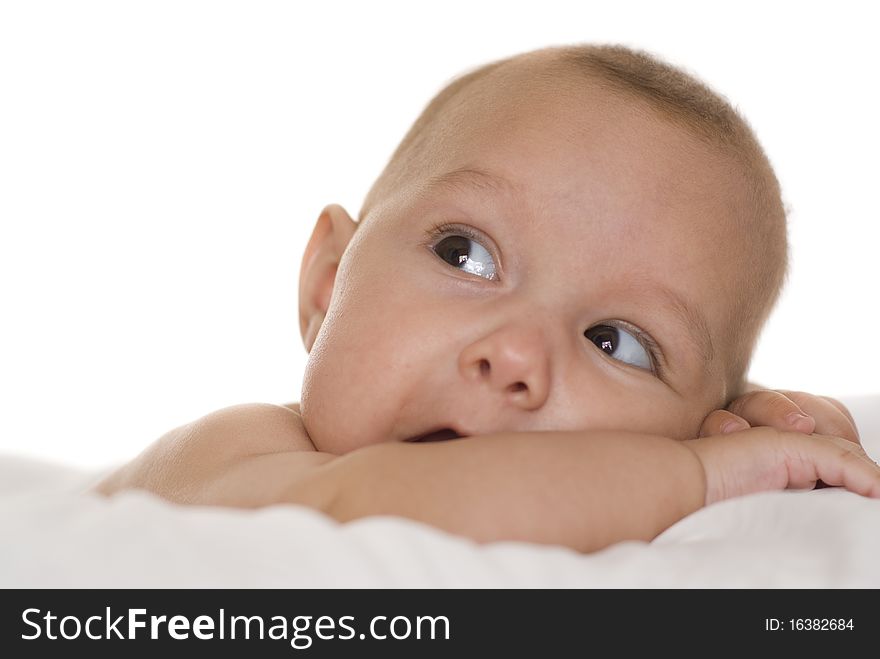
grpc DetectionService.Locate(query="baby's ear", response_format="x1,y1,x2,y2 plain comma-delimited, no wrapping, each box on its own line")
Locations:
298,204,357,351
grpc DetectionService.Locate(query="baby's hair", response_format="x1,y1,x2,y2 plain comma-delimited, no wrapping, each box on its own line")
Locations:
360,44,789,400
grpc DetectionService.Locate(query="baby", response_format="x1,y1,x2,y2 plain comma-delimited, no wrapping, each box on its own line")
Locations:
97,45,876,553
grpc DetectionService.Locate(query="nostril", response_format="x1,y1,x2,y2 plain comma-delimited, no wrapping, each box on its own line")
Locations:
508,381,527,393
478,359,490,377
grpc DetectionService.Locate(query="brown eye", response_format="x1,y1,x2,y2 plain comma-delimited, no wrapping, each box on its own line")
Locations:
585,324,652,371
432,234,496,280
585,325,618,354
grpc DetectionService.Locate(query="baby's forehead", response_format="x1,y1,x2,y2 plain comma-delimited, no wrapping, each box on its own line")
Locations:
419,99,745,230
421,64,739,194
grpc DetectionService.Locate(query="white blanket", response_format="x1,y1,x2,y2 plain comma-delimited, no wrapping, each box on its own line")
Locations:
2,396,878,588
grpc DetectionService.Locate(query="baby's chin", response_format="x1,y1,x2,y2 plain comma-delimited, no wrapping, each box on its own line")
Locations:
301,418,388,455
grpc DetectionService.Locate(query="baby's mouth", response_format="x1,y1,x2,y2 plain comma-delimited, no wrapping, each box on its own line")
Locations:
406,427,464,443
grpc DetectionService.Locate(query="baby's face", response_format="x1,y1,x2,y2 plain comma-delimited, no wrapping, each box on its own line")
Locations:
301,65,758,453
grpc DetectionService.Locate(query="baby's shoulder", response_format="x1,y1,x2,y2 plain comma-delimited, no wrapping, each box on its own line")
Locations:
95,402,319,503
188,402,317,456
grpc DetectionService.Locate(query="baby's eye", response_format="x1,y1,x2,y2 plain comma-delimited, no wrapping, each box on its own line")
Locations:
432,233,497,280
585,324,653,371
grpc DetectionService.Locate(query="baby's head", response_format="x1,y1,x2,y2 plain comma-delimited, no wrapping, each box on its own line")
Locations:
297,45,787,454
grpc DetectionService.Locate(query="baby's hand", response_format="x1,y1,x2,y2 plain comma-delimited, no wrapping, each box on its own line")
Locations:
700,389,860,445
683,427,880,505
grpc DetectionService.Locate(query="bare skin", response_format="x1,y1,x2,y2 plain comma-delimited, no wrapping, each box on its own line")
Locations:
95,399,876,554
96,53,878,554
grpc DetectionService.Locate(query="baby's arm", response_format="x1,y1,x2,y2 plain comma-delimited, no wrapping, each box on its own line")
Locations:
290,430,706,553
96,403,703,549
290,426,879,553
97,404,880,554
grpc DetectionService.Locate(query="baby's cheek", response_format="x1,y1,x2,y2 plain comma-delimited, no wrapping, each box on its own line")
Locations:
671,411,709,441
630,410,691,439
598,396,706,440
657,403,715,441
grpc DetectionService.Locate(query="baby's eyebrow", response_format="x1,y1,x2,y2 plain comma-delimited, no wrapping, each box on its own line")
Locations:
650,284,715,366
421,166,519,199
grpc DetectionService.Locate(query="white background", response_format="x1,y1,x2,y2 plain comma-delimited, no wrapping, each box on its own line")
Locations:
1,1,877,468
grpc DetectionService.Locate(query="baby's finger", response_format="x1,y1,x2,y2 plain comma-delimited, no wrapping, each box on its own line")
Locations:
699,410,750,437
727,390,816,434
821,396,858,428
774,391,860,444
789,434,880,498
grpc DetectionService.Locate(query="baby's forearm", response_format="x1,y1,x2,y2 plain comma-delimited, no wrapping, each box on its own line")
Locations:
294,431,706,553
95,403,707,553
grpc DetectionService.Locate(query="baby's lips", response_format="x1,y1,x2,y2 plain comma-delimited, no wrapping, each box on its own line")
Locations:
408,428,463,443
404,423,470,442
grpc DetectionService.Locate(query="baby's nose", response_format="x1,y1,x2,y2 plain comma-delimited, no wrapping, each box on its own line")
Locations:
457,323,551,412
